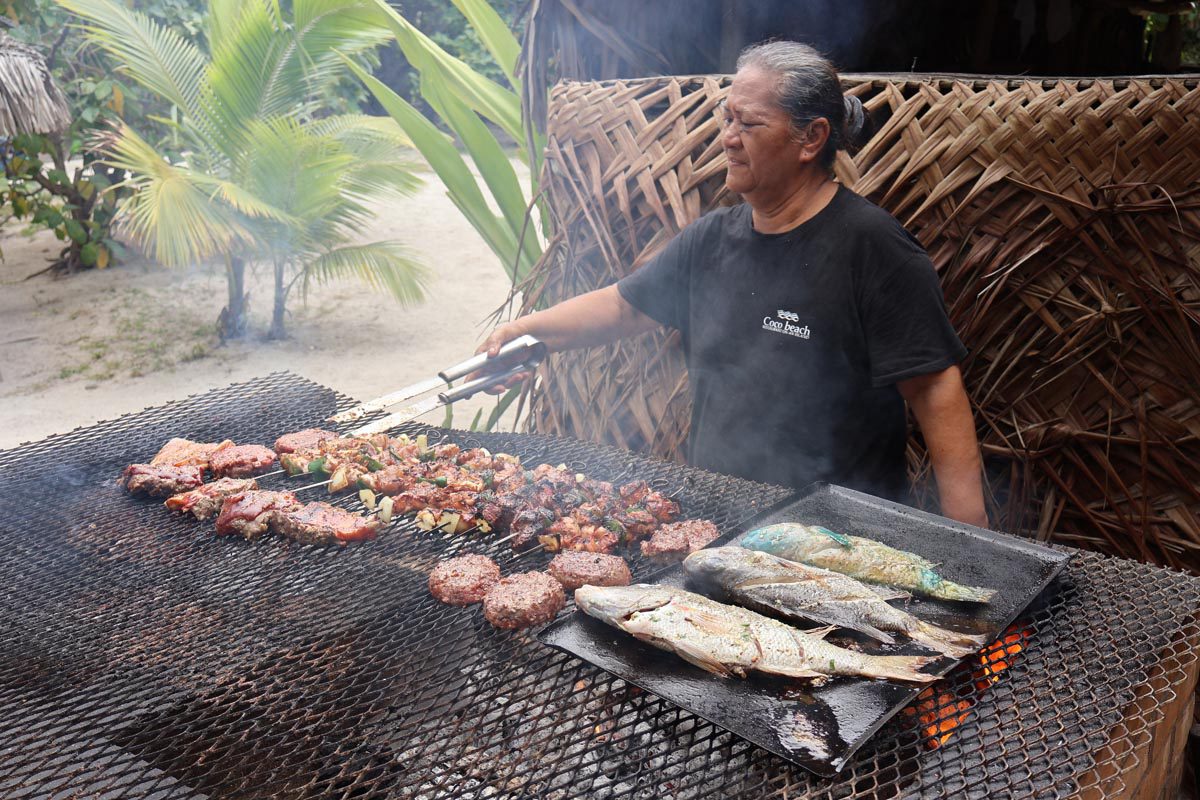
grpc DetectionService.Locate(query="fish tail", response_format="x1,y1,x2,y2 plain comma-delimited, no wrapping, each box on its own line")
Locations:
909,620,990,658
863,654,939,684
933,581,996,604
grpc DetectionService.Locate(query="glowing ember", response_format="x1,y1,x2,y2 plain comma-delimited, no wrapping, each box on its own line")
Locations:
901,623,1031,749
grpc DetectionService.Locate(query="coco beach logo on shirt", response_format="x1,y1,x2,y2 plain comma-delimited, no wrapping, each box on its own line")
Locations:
762,309,810,339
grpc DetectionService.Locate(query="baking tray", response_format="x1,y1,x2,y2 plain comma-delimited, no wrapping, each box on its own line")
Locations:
539,483,1071,776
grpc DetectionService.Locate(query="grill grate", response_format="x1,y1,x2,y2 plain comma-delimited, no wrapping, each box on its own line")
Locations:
0,373,1197,799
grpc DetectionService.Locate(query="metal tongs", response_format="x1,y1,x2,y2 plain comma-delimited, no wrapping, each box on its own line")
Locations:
328,335,547,436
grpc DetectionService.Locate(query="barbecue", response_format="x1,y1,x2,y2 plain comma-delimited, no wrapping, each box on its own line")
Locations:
119,462,205,497
483,571,567,629
7,374,1197,799
208,443,278,478
270,501,381,545
214,489,300,539
547,550,632,591
273,428,338,454
428,553,502,605
149,436,233,467
641,518,721,562
164,476,258,520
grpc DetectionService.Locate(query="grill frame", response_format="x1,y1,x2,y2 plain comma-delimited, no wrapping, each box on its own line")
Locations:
0,372,1196,800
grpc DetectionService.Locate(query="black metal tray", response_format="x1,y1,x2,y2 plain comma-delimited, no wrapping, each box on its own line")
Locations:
539,483,1071,776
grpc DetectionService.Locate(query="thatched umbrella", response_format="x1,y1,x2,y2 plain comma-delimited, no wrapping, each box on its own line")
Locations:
0,29,70,136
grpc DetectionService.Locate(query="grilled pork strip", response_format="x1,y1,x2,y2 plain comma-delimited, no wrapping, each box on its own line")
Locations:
121,464,205,497
216,490,300,539
273,428,338,454
149,438,234,468
165,477,258,520
271,502,381,545
209,444,278,478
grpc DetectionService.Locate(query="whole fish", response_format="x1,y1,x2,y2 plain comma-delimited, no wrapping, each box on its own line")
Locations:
574,584,937,683
683,548,988,657
740,524,997,604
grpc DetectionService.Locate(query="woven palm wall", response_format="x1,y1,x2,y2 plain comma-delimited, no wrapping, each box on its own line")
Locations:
517,74,1200,571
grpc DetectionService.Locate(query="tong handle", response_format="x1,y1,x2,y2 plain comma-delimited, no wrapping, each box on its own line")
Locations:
439,361,536,404
438,335,546,383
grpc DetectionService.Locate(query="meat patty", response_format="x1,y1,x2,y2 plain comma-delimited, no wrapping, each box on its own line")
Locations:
547,551,631,591
274,428,338,454
270,502,381,545
482,572,566,629
428,554,501,605
216,490,300,539
164,477,258,519
150,437,233,468
209,444,278,478
120,464,205,497
639,519,721,563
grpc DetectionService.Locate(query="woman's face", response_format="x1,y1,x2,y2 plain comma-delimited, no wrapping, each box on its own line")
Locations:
721,66,823,200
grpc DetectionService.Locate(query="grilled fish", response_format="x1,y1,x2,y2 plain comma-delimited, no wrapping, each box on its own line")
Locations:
740,524,996,604
683,548,988,657
574,584,937,683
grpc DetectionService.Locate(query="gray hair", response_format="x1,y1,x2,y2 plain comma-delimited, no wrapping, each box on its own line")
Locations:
736,41,865,170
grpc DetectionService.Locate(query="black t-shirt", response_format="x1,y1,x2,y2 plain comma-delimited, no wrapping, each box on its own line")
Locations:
617,186,967,500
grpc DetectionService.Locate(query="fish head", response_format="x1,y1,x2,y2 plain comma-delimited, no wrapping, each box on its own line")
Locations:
683,547,773,584
574,584,673,625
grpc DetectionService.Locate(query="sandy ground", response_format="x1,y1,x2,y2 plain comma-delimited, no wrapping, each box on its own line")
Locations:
0,163,530,450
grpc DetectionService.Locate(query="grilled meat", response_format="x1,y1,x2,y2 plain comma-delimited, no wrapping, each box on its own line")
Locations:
740,524,997,604
683,548,988,657
209,444,278,478
541,516,620,554
548,551,631,591
149,438,234,468
216,490,300,539
121,464,205,497
165,477,258,520
575,585,937,683
359,464,417,495
482,572,565,629
614,506,658,542
273,428,338,454
428,554,501,605
271,502,380,545
640,519,720,563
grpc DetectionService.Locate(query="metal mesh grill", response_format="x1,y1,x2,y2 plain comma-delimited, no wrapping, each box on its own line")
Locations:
1,373,1197,799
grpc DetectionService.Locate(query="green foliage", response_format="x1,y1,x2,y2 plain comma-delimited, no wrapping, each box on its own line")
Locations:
58,0,430,339
351,0,543,291
1,0,204,271
369,0,525,127
1,133,126,271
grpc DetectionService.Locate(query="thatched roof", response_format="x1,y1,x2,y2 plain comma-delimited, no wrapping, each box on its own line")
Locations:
0,32,70,136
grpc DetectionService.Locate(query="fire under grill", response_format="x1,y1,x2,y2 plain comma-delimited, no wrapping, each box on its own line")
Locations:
1,372,1198,799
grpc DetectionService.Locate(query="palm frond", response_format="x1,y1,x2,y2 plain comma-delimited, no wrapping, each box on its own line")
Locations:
97,125,256,266
302,241,428,304
368,0,523,144
448,0,520,92
57,0,218,151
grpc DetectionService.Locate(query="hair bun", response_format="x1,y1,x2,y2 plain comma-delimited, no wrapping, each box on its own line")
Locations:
842,95,867,148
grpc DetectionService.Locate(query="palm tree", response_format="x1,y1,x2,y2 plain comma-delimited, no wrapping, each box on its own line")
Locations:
59,0,428,338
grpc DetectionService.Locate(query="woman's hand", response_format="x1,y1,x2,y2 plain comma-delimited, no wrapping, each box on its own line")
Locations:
473,321,534,394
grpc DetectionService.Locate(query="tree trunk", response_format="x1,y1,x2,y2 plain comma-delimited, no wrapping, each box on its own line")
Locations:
268,259,287,339
219,255,248,340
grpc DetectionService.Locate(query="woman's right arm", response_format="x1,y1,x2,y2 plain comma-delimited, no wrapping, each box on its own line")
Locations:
479,284,662,357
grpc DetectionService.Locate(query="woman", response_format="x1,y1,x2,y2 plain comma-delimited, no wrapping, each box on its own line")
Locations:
481,41,987,527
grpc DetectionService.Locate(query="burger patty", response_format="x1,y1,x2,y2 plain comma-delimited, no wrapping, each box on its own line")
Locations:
547,551,632,591
640,519,721,563
482,572,565,629
428,554,501,606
